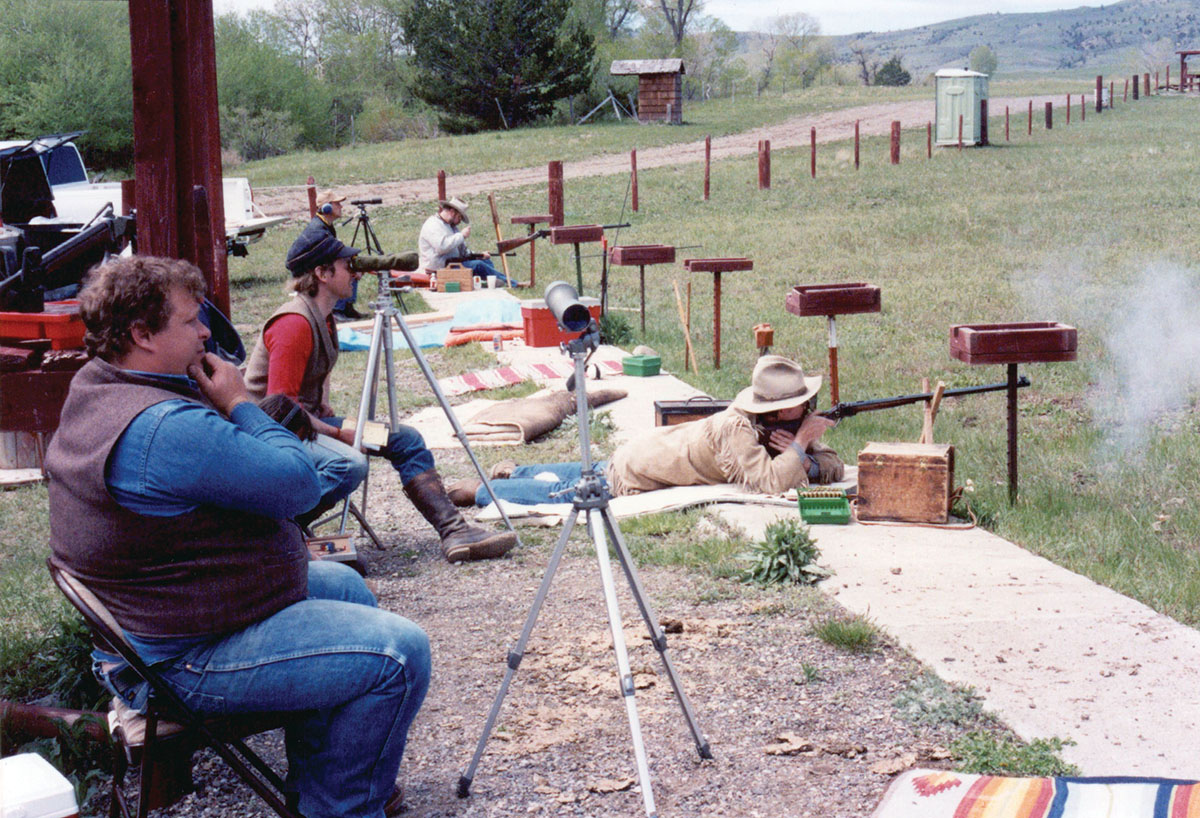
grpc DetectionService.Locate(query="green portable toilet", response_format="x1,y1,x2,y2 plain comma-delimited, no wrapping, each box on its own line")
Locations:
935,69,989,146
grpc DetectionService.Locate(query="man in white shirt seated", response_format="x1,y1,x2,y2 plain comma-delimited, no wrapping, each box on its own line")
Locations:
417,197,517,287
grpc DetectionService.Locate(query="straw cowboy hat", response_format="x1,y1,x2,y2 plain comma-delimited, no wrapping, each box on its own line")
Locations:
732,355,822,414
438,196,470,223
315,190,346,207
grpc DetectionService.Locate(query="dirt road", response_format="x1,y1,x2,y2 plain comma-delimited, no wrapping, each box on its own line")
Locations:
254,94,1065,220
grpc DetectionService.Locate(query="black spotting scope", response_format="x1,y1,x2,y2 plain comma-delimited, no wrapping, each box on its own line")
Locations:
350,198,383,206
543,281,591,332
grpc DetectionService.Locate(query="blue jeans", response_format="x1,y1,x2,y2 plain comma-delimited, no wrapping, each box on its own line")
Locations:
326,418,437,486
153,562,430,818
462,258,516,287
476,460,608,506
306,433,368,508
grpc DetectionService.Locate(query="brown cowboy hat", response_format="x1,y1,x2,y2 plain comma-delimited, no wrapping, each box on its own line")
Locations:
732,355,822,414
438,196,470,223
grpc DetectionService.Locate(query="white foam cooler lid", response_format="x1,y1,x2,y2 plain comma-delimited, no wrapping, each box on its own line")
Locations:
0,753,78,818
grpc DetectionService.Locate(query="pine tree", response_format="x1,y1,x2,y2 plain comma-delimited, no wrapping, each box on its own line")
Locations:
402,0,596,132
874,55,911,87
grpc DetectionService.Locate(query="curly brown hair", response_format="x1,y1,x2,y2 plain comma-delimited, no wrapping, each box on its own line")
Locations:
78,256,207,361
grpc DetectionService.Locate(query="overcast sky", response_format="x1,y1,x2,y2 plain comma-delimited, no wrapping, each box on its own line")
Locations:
213,0,1110,37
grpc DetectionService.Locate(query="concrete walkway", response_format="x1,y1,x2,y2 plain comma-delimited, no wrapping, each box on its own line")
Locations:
402,304,1200,779
716,505,1200,779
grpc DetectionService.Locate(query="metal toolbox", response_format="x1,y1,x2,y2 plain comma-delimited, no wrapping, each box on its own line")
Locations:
653,397,731,426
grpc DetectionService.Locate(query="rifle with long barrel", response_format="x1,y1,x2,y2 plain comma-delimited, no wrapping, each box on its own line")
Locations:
818,376,1030,421
494,222,632,255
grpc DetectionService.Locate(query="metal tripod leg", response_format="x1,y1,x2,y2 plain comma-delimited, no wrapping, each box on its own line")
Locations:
586,507,657,817
458,507,580,798
312,501,383,550
597,504,712,759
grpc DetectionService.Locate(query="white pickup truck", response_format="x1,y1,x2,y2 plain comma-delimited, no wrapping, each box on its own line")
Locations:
0,132,284,253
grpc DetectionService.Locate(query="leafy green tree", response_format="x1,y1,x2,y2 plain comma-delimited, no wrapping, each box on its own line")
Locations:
0,0,133,169
874,54,911,87
402,0,595,132
969,44,998,75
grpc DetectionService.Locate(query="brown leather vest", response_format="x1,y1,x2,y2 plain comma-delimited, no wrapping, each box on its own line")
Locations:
45,358,308,638
243,294,338,415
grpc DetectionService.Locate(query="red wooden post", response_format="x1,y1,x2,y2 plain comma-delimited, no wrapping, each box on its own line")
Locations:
758,140,771,189
437,170,446,201
1096,75,1103,112
1027,100,1032,135
926,121,931,158
630,149,638,212
1155,70,1160,90
1109,81,1114,104
1123,78,1128,101
890,120,900,164
306,175,317,217
713,270,722,369
120,179,136,216
1066,94,1071,124
809,127,816,179
129,0,229,315
980,99,988,146
1131,74,1139,100
1166,66,1171,90
1081,94,1085,121
703,135,710,200
1005,106,1010,141
548,161,564,226
1144,73,1150,96
957,114,963,150
854,120,860,169
1044,101,1053,129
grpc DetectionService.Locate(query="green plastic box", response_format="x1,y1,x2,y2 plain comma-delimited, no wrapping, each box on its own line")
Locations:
443,281,461,293
797,493,851,525
622,354,661,376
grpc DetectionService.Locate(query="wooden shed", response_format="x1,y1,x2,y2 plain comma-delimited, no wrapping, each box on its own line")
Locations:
610,59,685,124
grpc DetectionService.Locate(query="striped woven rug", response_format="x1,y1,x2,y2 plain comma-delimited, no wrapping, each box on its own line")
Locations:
438,358,625,396
873,769,1200,818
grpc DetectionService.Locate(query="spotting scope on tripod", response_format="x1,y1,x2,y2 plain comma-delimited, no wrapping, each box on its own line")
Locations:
458,282,711,818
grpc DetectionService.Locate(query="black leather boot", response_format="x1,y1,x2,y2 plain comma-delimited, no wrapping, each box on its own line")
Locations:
402,469,516,562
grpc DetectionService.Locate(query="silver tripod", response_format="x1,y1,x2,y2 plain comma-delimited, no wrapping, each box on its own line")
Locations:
332,267,523,537
458,290,712,817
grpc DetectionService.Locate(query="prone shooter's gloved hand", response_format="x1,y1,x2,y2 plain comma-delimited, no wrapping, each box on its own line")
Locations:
351,251,419,273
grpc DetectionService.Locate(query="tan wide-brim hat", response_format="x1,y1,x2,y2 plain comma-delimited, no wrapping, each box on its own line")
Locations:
438,196,470,223
732,355,822,413
316,190,346,207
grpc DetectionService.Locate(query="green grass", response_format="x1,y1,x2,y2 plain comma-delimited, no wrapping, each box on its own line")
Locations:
619,510,746,580
893,671,995,729
812,614,879,652
951,732,1080,777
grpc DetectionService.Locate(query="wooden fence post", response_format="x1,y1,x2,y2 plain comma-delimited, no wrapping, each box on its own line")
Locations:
548,161,564,226
1028,100,1033,134
630,149,638,212
1005,106,1010,141
1081,94,1085,121
758,140,770,189
1132,74,1139,100
306,175,317,217
926,121,931,158
437,170,446,201
854,120,860,169
1066,94,1071,124
1123,78,1128,101
1096,75,1103,112
703,135,710,200
957,114,963,150
980,99,988,146
890,120,900,164
1045,101,1053,129
1144,73,1150,96
810,127,816,178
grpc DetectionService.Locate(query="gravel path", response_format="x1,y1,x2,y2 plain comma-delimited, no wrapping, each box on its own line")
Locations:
252,95,1066,221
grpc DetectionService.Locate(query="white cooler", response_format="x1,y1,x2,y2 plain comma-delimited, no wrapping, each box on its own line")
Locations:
0,753,78,818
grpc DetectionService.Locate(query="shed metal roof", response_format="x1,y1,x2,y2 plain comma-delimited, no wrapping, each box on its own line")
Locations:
610,59,685,75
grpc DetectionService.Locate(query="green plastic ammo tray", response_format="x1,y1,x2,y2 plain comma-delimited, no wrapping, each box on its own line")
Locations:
797,489,851,525
622,354,661,376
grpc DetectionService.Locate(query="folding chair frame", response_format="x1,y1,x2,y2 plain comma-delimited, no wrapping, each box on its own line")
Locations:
48,561,303,818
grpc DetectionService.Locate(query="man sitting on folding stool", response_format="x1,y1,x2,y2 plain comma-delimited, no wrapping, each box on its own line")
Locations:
45,256,429,818
418,196,518,287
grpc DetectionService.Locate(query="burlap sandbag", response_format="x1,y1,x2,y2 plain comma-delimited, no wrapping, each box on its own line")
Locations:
464,388,626,443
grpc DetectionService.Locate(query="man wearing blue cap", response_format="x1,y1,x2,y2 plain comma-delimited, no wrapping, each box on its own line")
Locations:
300,190,420,321
245,231,517,562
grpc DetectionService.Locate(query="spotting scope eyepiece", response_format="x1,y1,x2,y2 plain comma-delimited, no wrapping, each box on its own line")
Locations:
544,280,590,332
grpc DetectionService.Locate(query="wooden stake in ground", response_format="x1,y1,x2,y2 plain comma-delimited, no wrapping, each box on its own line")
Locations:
919,380,946,444
487,193,512,285
673,279,699,374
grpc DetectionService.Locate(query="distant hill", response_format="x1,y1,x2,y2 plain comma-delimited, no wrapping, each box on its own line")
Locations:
772,0,1200,79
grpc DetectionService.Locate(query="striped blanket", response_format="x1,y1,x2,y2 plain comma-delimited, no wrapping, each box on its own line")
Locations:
438,358,625,396
873,769,1200,818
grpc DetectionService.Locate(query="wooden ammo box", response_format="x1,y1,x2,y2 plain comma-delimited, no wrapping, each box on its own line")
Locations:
653,397,731,426
432,263,474,292
856,442,954,524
